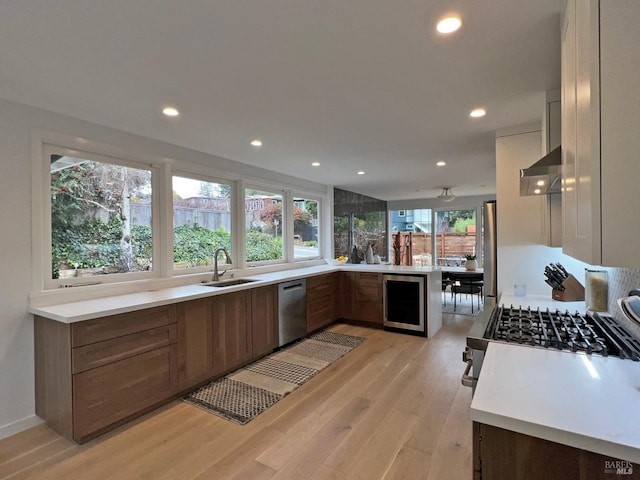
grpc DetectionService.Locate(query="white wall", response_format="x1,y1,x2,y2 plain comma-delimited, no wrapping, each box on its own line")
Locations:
0,102,40,437
495,123,590,297
0,98,329,438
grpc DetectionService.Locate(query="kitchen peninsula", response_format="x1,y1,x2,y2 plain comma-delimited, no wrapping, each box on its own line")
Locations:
31,264,442,443
467,293,640,479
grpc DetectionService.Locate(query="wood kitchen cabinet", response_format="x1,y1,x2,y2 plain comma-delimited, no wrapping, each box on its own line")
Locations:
473,422,639,480
561,0,640,268
251,285,278,359
176,297,214,390
354,272,383,324
306,273,339,333
35,305,178,443
178,286,277,387
338,271,355,320
33,270,386,444
73,345,177,441
211,290,253,373
338,271,382,325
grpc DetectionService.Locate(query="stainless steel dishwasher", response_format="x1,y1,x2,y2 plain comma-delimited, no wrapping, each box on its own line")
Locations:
278,279,307,346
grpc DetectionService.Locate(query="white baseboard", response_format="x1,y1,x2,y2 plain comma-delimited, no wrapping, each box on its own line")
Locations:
0,415,44,440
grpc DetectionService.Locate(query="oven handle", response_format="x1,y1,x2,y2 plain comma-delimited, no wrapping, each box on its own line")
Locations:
461,359,474,388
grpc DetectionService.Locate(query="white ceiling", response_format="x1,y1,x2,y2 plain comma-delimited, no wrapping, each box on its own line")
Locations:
0,0,563,201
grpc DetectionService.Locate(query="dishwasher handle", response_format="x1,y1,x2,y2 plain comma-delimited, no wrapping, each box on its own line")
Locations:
282,283,304,292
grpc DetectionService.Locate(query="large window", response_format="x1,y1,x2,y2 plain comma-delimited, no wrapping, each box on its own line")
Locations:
293,197,319,260
172,176,233,270
390,208,432,265
434,209,477,266
245,187,284,263
333,188,387,261
38,136,325,291
49,152,153,281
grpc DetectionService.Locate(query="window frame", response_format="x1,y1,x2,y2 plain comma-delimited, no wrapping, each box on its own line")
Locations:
170,171,237,275
291,192,322,262
243,183,286,267
42,143,161,290
32,131,328,294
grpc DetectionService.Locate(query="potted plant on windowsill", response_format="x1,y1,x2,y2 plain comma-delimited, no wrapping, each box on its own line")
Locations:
465,254,478,271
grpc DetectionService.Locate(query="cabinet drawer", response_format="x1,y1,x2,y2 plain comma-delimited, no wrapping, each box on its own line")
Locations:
307,297,334,332
306,273,337,302
72,324,177,374
71,305,177,347
73,345,177,441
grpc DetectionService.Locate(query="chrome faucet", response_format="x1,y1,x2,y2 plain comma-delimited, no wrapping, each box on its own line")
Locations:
213,247,232,282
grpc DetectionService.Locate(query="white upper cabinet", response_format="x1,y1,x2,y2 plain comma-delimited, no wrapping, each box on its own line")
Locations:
561,0,640,268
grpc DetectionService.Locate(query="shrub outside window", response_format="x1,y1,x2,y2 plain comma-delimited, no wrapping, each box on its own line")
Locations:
50,154,153,280
293,197,319,260
245,188,284,263
172,176,233,270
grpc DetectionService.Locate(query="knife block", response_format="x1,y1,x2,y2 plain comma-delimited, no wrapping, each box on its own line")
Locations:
552,275,585,302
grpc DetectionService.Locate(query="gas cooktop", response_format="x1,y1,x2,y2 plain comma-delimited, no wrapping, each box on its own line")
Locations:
483,305,640,360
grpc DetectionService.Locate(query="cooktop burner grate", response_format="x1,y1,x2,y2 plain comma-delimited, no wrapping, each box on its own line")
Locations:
484,305,640,360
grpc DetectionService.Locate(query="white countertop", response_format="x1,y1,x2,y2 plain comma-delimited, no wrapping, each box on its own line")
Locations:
471,342,640,463
29,264,441,323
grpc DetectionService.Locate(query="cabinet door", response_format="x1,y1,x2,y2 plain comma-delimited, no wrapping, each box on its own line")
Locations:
561,0,578,256
476,422,639,480
355,272,382,303
306,273,338,333
355,272,383,324
307,297,334,333
599,0,640,267
212,290,252,373
73,345,177,442
176,298,214,390
251,285,278,359
338,272,355,320
561,0,602,264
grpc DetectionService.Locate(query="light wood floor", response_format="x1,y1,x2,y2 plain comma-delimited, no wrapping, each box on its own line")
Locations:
0,312,475,480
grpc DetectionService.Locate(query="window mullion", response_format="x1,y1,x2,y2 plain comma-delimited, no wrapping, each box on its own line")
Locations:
159,164,172,278
234,179,246,269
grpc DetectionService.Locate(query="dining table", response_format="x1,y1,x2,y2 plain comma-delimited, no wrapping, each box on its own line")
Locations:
440,266,484,275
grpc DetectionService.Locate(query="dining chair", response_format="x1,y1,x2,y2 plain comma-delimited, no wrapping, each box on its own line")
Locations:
449,272,484,313
441,272,452,305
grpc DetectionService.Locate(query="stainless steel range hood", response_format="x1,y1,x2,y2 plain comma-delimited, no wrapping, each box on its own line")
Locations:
519,146,561,196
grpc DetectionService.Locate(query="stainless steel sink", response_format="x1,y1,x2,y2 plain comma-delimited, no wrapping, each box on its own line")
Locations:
200,278,257,288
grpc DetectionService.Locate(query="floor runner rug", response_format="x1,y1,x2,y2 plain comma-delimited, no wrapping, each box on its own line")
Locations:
183,330,365,425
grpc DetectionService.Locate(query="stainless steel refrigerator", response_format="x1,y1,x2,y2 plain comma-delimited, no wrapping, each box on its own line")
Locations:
482,200,497,299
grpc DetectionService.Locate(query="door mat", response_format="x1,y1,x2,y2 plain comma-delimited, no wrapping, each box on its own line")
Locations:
183,330,365,425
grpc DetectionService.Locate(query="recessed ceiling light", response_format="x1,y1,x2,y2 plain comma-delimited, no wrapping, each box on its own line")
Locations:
437,16,462,34
357,171,365,175
536,180,545,186
470,108,486,118
250,139,263,147
311,161,320,167
162,106,179,117
534,189,541,194
436,161,446,166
